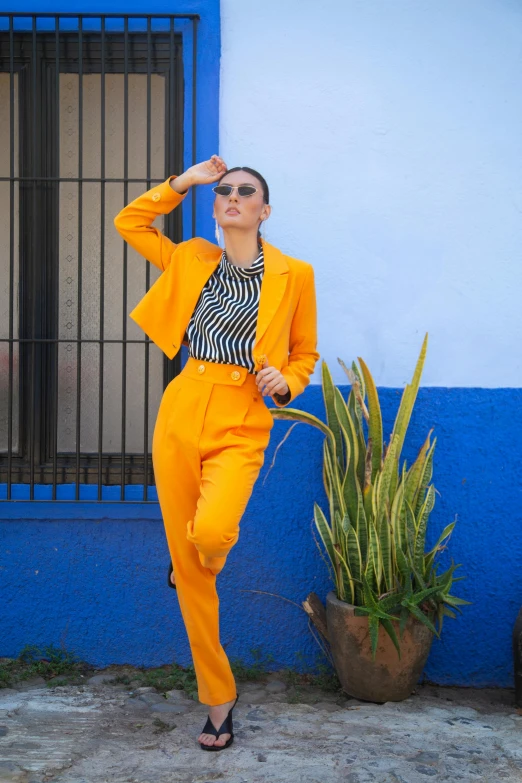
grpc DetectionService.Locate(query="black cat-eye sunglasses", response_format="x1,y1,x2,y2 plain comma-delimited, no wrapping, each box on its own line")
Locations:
212,184,258,197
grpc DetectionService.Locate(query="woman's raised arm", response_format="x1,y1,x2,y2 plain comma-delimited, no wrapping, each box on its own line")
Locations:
113,156,227,272
113,175,188,271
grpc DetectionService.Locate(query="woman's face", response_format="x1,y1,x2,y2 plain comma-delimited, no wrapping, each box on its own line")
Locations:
213,170,270,235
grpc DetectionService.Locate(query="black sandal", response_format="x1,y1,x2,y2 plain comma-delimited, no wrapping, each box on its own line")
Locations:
198,695,239,751
167,561,177,590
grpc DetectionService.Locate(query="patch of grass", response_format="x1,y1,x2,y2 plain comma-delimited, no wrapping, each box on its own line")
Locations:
129,647,275,701
311,663,342,693
0,644,92,689
286,687,304,704
133,663,199,700
229,646,275,682
0,669,12,688
46,677,69,688
277,666,307,703
276,653,343,701
111,674,132,686
0,643,343,702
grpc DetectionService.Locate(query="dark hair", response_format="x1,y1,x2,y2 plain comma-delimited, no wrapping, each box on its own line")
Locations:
217,166,269,241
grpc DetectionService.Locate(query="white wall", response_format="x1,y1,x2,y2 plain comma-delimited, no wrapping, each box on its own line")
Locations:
219,0,522,388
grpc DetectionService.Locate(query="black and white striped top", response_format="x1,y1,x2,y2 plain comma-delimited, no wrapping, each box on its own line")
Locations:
187,243,265,374
186,243,291,403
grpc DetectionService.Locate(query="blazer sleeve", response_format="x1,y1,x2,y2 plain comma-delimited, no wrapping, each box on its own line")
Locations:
271,263,320,408
113,175,188,272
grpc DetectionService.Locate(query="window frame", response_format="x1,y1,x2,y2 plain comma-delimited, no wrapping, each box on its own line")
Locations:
0,12,216,502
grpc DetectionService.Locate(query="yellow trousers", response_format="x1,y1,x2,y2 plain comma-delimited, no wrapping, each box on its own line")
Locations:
152,356,274,706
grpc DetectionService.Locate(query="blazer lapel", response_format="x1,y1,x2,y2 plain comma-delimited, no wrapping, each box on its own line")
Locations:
193,238,289,349
255,238,289,347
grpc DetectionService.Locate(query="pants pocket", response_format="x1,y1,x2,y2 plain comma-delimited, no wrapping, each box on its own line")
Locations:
232,391,274,438
228,392,256,436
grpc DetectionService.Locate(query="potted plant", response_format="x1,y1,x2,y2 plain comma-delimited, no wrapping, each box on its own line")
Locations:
271,333,469,702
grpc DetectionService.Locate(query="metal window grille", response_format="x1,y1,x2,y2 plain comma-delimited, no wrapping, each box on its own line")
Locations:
0,13,199,501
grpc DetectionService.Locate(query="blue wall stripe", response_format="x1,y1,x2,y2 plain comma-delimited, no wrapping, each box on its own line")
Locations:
2,385,521,687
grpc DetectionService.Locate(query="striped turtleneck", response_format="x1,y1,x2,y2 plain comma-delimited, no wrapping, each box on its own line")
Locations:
186,243,291,404
186,243,265,374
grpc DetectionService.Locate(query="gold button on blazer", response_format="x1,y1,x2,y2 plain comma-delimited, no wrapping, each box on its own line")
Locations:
113,175,320,408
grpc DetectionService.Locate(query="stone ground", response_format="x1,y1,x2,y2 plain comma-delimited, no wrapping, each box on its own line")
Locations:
0,669,521,783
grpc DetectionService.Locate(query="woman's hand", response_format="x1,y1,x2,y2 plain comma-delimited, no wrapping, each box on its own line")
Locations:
256,358,290,398
171,155,227,193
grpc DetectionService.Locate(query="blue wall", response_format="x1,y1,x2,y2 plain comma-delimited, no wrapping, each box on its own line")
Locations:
2,382,521,687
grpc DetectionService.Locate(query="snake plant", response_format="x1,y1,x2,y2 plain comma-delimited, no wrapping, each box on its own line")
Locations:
271,333,469,659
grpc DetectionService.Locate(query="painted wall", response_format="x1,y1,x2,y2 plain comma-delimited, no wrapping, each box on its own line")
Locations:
3,386,520,686
1,0,521,688
220,0,522,388
216,0,522,686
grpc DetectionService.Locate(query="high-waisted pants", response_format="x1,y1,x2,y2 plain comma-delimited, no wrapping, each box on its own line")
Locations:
152,356,274,706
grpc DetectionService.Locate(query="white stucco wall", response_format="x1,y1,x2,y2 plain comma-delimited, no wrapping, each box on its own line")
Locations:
219,0,522,387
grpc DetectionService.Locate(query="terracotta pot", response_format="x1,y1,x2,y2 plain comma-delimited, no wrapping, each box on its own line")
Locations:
325,590,434,703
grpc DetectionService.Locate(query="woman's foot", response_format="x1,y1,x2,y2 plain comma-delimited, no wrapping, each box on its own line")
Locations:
198,697,237,748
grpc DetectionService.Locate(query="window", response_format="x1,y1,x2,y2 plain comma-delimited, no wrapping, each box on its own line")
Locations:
0,14,199,500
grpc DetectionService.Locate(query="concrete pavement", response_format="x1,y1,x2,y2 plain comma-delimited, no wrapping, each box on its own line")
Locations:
0,671,520,782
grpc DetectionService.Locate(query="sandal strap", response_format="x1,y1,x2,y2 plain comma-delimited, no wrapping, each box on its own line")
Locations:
201,714,229,738
201,696,238,738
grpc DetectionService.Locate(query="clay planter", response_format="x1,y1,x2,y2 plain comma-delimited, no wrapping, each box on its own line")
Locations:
326,590,434,703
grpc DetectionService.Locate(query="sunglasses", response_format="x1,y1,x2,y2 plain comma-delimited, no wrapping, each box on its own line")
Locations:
212,184,258,197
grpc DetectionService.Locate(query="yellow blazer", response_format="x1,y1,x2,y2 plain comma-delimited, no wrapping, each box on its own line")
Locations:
113,175,320,408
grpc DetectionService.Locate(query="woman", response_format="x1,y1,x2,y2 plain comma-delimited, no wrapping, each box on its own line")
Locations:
113,155,319,750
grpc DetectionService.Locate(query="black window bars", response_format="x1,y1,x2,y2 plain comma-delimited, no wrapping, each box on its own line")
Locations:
0,13,199,501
